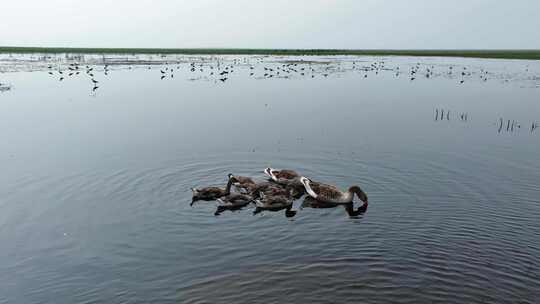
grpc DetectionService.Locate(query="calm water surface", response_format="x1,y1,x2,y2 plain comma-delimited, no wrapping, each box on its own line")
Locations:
1,54,540,303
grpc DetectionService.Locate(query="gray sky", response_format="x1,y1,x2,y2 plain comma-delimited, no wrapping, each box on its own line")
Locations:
1,0,539,49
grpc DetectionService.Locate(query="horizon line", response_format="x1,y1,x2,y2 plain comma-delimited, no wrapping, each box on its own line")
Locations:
1,46,540,60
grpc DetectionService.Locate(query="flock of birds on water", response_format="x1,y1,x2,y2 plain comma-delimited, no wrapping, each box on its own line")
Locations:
3,54,539,134
31,54,537,92
45,62,106,92
190,168,369,218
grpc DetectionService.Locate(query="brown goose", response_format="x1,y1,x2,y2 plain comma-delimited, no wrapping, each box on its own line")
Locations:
264,168,305,198
215,193,254,215
191,177,234,205
245,181,294,199
264,167,299,184
253,191,296,218
228,173,257,193
300,177,368,205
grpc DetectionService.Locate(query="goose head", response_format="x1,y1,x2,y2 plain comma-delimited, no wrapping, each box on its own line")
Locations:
300,176,311,185
263,167,279,181
227,173,239,184
190,188,200,205
348,186,368,204
263,168,274,177
285,208,297,218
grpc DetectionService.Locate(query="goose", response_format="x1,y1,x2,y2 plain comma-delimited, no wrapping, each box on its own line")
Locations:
300,177,368,205
264,167,299,184
244,181,289,199
215,193,254,215
191,177,234,205
253,191,296,218
228,174,256,193
264,168,305,198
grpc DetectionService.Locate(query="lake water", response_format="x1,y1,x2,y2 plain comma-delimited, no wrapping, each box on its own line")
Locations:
1,54,540,303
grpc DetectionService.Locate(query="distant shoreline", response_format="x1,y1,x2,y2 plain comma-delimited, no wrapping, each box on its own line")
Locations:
1,46,540,60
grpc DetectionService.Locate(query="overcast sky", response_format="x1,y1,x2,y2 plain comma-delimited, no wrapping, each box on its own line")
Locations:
1,0,539,49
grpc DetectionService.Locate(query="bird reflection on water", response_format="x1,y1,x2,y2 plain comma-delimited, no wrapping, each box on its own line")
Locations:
301,196,368,217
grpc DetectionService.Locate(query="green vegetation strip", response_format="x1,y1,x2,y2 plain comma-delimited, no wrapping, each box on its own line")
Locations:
1,47,540,60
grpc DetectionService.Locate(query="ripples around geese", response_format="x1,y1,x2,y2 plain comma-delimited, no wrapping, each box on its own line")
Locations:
2,148,538,303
